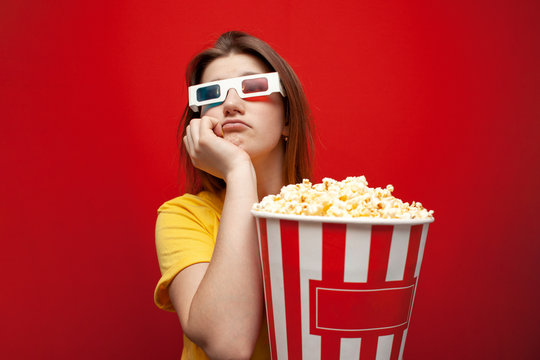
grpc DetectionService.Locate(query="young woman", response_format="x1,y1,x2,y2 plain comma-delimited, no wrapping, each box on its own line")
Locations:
154,31,314,360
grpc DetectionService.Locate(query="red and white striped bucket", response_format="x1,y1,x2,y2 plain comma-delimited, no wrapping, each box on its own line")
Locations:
252,212,434,360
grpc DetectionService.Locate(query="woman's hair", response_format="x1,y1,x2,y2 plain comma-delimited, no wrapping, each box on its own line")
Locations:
179,31,314,194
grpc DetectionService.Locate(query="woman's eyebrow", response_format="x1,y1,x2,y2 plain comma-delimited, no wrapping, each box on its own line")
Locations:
240,71,261,77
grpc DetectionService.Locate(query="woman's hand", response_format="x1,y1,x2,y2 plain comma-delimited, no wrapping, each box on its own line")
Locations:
183,116,252,180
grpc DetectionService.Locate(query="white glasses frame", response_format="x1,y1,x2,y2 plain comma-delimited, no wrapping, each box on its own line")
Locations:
188,72,285,112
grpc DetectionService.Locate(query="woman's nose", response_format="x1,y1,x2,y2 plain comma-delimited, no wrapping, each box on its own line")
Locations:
222,89,245,116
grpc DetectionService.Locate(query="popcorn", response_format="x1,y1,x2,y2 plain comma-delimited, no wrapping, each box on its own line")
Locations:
253,176,434,219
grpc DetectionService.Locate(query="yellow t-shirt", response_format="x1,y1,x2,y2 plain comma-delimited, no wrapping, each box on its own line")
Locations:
154,191,270,360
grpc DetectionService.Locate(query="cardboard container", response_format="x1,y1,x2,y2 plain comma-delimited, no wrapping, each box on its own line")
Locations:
252,211,434,360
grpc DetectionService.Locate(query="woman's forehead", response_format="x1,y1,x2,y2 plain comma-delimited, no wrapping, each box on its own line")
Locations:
201,53,269,83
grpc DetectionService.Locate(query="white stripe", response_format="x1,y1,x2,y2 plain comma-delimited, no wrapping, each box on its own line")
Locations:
299,221,322,359
386,225,411,281
376,334,394,360
340,338,361,360
255,219,270,333
255,219,264,273
266,219,288,359
255,218,261,242
344,224,371,282
414,224,429,278
399,329,408,360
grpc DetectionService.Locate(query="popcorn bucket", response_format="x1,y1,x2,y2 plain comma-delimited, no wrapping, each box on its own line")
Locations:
252,212,434,360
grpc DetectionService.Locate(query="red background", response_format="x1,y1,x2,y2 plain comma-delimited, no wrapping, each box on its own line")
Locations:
2,1,539,359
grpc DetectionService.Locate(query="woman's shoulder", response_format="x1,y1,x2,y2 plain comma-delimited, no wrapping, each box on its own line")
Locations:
155,191,223,242
157,190,224,216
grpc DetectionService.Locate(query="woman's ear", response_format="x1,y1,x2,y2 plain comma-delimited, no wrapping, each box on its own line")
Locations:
282,124,289,137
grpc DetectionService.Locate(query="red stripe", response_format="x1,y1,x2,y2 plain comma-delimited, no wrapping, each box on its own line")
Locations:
368,225,394,285
321,335,340,360
390,330,404,360
322,223,347,282
403,225,422,282
257,218,277,360
280,220,302,360
359,335,378,360
363,226,393,359
321,223,347,358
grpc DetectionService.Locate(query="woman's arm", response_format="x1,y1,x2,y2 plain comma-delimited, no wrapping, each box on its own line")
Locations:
168,116,263,360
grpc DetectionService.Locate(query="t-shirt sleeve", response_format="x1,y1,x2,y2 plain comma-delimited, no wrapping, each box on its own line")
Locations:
153,197,218,312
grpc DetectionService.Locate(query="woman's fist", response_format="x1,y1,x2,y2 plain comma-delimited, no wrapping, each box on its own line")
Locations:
183,116,252,180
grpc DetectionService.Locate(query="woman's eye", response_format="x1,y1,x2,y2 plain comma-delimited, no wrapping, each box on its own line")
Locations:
197,84,221,101
242,78,268,94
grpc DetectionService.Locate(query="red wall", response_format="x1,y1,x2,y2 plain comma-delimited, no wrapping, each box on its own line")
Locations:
2,1,539,359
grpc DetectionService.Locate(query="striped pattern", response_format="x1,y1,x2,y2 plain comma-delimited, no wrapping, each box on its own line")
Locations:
256,218,430,360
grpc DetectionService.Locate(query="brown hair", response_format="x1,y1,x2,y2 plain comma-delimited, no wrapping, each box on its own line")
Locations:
179,31,314,194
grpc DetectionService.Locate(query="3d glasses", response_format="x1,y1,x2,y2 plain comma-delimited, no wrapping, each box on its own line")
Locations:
188,72,285,112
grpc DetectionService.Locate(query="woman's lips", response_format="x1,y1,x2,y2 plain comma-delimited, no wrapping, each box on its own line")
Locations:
222,120,249,131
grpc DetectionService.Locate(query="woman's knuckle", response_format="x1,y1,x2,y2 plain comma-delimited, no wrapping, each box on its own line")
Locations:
198,136,208,147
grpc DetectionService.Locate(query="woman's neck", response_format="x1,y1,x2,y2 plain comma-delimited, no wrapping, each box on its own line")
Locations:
251,144,285,201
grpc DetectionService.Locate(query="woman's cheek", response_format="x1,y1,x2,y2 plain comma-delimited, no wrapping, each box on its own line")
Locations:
201,102,223,115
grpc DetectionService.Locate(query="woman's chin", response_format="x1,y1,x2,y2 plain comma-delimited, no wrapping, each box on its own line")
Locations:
224,133,243,147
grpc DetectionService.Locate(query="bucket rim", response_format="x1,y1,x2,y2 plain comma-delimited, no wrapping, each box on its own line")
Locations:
251,209,434,225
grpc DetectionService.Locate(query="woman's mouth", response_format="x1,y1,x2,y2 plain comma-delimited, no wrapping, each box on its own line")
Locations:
222,120,249,131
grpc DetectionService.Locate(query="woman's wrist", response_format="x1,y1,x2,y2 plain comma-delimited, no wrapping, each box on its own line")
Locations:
224,160,256,186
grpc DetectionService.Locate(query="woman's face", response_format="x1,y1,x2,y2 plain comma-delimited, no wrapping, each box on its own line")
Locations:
200,53,288,163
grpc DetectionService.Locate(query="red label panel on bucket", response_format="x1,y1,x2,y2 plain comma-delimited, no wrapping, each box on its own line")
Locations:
311,282,414,335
